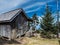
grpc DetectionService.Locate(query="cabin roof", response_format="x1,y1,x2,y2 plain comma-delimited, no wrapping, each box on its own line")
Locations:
0,8,32,23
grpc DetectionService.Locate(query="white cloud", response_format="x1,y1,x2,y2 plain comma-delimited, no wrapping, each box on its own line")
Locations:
50,11,60,23
26,7,40,13
0,0,23,8
0,0,55,14
37,15,44,23
0,0,29,14
37,16,42,23
24,0,54,13
23,2,46,10
24,0,54,10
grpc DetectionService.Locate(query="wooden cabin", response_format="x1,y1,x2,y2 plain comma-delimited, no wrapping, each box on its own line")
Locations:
0,8,32,39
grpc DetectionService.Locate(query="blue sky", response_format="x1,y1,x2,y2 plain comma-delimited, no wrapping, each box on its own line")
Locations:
0,0,60,17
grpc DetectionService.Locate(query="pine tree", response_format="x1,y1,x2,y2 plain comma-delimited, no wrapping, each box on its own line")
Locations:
32,14,39,31
40,4,54,38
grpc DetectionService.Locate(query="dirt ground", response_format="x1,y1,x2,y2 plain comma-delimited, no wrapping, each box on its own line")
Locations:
0,36,59,45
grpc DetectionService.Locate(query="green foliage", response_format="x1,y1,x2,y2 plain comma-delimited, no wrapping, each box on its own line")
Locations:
53,24,58,34
32,14,39,24
35,30,40,33
40,4,55,38
28,22,32,29
32,14,39,30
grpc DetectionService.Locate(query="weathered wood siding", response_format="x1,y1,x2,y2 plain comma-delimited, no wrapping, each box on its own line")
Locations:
0,25,11,38
0,12,29,39
0,11,30,39
15,12,28,37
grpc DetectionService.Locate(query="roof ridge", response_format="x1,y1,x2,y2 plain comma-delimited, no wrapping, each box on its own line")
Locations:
0,8,22,15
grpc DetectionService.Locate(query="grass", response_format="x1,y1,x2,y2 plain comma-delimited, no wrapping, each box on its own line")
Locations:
21,37,59,45
0,35,59,45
